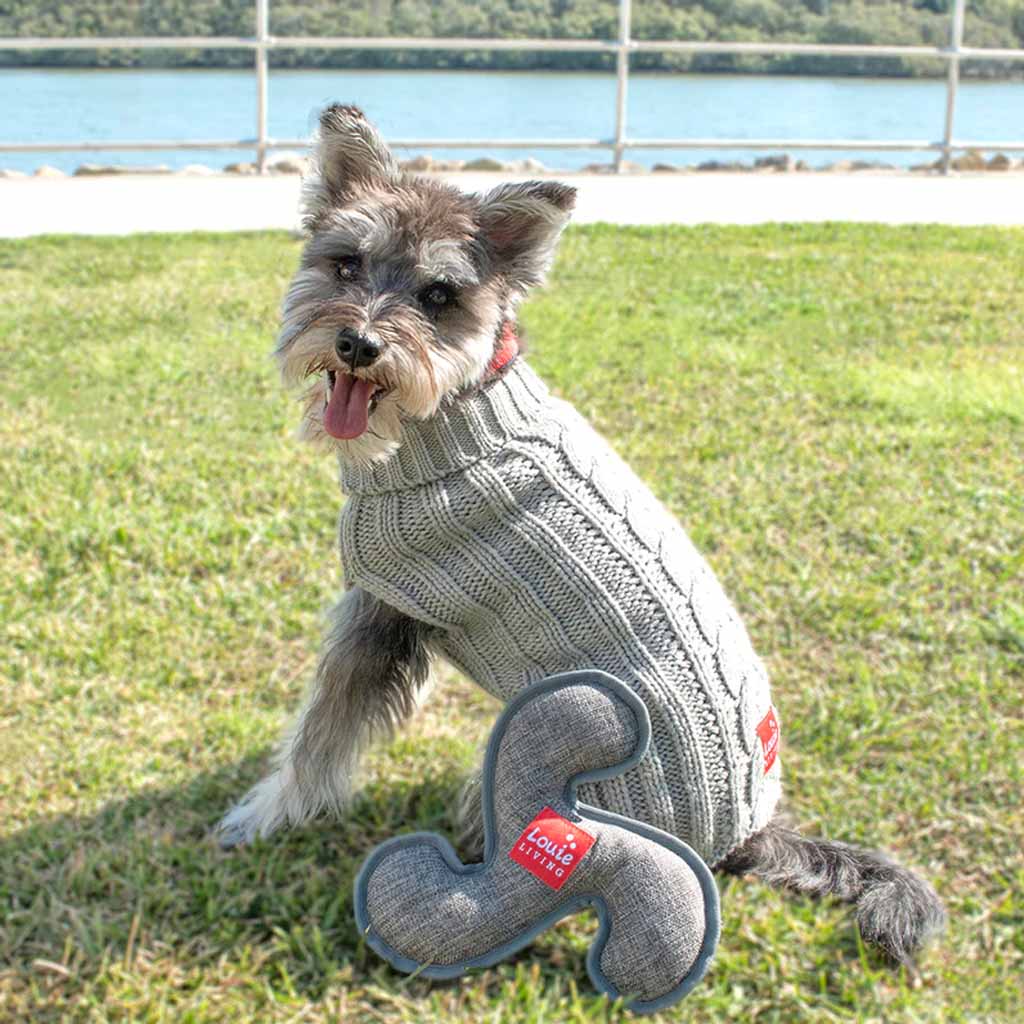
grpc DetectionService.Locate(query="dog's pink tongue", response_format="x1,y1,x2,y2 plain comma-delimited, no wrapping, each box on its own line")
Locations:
324,373,375,440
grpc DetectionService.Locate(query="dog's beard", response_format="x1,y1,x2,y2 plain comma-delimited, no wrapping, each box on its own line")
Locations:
277,300,496,466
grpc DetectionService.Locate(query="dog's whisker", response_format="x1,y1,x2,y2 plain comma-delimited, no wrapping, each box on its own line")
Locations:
408,335,438,400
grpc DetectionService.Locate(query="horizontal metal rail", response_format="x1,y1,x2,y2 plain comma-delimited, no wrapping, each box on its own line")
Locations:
0,0,1020,172
1,139,264,153
8,137,1022,156
3,34,1024,61
619,138,1024,152
0,36,260,50
630,39,1023,59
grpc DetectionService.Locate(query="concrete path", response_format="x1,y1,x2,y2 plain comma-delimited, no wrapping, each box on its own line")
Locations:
1,171,1022,237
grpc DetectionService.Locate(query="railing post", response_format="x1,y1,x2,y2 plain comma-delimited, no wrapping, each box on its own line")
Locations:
941,0,966,175
613,0,631,173
255,0,270,174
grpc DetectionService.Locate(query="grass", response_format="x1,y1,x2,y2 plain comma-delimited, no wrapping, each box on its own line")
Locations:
1,224,1021,1023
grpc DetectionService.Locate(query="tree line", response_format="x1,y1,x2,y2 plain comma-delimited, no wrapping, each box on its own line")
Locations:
2,1,1022,78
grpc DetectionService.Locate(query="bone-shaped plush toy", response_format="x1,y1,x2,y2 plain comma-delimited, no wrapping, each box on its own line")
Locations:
354,670,720,1013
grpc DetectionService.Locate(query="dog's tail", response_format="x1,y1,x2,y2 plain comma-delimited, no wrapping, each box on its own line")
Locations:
718,819,945,963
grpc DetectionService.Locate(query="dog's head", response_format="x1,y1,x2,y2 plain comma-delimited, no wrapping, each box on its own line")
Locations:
276,104,575,464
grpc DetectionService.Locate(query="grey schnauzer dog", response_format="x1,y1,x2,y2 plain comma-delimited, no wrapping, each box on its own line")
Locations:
218,105,944,966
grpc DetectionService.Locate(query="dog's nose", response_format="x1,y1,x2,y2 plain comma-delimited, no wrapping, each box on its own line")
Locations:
335,328,381,369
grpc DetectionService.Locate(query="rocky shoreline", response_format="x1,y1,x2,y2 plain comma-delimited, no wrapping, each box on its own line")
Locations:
2,149,1021,179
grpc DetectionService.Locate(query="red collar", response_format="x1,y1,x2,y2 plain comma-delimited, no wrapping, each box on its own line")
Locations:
487,320,519,376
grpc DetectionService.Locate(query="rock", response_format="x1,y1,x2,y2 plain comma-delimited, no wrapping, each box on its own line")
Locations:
73,163,172,176
951,149,986,172
754,154,796,172
463,157,510,172
399,155,470,173
267,151,307,175
34,165,66,178
822,159,895,172
795,159,810,171
0,168,28,179
987,152,1012,171
400,154,434,172
224,161,259,175
582,160,646,174
696,160,749,172
508,157,547,174
178,163,216,176
270,160,305,175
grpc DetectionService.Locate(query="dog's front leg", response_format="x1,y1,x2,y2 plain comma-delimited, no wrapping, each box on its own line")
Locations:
217,586,432,847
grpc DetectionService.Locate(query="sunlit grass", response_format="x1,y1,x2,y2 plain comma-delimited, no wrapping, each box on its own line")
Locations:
1,225,1021,1022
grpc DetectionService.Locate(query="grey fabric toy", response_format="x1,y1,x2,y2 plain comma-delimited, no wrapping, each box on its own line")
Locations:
354,671,720,1013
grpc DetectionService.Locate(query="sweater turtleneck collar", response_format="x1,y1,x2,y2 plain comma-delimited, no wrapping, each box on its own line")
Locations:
337,356,551,495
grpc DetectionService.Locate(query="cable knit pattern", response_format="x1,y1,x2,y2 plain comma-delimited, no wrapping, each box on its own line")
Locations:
337,358,781,864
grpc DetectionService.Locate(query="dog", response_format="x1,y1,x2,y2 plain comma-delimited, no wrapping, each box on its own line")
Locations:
218,104,945,966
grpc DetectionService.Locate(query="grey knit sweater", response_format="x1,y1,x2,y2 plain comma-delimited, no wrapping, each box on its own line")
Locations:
337,358,781,865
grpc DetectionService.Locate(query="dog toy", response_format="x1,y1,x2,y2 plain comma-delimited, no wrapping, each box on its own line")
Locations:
354,670,720,1013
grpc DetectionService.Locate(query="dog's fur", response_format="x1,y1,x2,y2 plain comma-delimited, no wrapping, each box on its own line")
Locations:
218,104,945,965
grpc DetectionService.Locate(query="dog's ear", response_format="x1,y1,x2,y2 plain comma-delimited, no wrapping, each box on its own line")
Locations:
477,181,576,293
304,104,398,225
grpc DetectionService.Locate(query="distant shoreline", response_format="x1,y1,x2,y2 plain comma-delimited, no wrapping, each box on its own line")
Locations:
4,0,1021,81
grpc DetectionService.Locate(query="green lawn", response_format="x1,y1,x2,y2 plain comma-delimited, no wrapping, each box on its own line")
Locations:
1,225,1021,1023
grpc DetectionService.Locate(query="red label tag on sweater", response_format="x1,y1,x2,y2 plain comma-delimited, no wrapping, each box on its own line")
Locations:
756,706,780,773
508,806,595,890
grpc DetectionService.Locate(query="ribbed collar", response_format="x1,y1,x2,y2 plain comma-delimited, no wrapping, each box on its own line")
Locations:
337,357,551,495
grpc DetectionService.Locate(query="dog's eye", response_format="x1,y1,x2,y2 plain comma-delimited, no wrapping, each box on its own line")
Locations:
420,282,454,311
336,255,362,282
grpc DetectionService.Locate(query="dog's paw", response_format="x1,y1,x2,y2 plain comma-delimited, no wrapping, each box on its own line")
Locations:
215,795,273,849
215,810,253,850
214,771,292,849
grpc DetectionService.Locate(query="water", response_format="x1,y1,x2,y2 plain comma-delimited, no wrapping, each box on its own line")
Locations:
1,67,1021,174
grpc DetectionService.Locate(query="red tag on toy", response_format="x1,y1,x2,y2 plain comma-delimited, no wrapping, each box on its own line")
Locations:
756,706,780,773
508,806,595,890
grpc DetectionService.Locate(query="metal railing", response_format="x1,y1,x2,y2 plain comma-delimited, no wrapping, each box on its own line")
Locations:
1,0,1022,174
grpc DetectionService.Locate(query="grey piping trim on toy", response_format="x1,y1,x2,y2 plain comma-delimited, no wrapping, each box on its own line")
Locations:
353,669,721,1014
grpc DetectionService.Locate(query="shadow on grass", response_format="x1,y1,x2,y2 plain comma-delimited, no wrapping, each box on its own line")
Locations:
1,753,491,1005
2,754,896,1018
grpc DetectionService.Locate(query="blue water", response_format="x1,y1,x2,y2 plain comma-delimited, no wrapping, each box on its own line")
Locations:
1,68,1021,173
